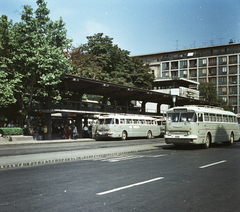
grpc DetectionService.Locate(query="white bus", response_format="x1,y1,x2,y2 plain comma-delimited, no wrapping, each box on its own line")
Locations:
156,117,166,137
164,105,240,148
95,114,160,140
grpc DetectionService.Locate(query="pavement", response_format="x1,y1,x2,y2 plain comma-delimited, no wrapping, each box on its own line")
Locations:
0,136,167,170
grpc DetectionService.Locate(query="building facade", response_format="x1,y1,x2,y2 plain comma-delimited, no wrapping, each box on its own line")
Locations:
133,42,240,113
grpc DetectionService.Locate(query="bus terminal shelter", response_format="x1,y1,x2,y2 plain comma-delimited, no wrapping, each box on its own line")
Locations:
33,74,219,139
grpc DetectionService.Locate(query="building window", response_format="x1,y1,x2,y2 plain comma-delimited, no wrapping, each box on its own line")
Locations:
189,59,197,67
229,66,237,74
229,86,237,94
162,62,169,70
209,77,217,84
209,57,217,66
199,78,207,83
229,55,237,64
180,70,187,78
171,71,178,77
218,76,227,85
180,60,187,68
199,58,207,67
219,56,227,65
219,96,227,102
171,61,178,69
190,70,197,77
209,67,217,76
229,96,237,104
218,67,227,75
199,68,207,77
229,76,237,84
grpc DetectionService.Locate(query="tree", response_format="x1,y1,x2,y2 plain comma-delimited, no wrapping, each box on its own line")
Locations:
70,33,154,89
199,82,232,111
1,0,72,129
0,15,19,106
199,82,218,102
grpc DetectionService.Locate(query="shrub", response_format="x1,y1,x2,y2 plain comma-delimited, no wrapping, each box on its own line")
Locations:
0,127,24,136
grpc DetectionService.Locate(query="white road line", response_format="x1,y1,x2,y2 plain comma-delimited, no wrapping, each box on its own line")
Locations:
147,154,167,158
108,155,144,162
96,177,164,196
199,160,227,169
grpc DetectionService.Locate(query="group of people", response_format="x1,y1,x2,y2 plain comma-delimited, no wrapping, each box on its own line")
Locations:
62,123,78,139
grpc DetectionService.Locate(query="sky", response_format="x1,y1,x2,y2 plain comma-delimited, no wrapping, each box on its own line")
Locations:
1,0,240,55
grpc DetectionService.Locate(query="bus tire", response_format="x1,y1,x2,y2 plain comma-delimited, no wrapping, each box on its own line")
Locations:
228,132,234,145
203,133,211,149
121,131,127,140
147,130,152,139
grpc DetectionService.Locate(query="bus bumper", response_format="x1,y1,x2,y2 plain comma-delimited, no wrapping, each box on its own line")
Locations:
95,132,114,139
164,135,198,145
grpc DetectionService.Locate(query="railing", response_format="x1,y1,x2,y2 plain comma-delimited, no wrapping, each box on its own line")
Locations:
160,49,240,62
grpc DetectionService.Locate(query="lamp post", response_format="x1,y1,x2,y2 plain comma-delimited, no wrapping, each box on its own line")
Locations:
172,95,176,107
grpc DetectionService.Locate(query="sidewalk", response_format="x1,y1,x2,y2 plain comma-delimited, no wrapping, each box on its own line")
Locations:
0,137,167,170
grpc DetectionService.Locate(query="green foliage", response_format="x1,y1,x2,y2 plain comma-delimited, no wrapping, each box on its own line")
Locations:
199,82,232,111
0,15,18,106
69,33,154,89
0,0,72,128
0,127,23,135
199,82,217,102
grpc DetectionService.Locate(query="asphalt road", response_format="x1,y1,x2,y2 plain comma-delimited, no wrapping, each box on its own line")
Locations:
1,141,240,212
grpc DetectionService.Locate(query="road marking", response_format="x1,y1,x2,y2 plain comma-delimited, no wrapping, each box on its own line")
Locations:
96,177,164,196
199,160,227,169
107,155,143,162
85,154,167,163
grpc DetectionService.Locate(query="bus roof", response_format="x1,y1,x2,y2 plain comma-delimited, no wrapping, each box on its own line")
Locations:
167,105,236,116
98,114,156,120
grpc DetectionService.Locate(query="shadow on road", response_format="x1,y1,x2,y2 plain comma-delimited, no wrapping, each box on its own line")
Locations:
158,142,239,151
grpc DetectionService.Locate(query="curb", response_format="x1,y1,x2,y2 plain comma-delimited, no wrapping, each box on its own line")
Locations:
0,138,95,147
0,147,160,170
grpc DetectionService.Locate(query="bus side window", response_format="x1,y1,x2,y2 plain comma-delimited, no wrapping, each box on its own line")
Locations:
133,119,138,124
218,114,222,122
115,119,119,124
223,115,228,122
198,113,203,122
120,119,125,124
204,113,209,121
126,119,132,124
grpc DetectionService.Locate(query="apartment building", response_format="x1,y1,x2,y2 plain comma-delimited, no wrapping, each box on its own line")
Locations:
133,41,240,113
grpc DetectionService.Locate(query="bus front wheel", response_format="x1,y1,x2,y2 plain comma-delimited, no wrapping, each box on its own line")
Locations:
147,130,152,139
228,132,234,145
203,133,211,149
121,131,127,140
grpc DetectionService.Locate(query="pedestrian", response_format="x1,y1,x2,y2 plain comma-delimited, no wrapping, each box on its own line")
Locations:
62,125,67,139
67,124,72,139
72,124,78,139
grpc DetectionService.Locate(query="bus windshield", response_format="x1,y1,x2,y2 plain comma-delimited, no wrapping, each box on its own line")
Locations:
99,118,114,124
167,112,196,122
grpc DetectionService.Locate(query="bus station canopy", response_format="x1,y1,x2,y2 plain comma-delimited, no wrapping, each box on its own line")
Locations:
59,75,218,107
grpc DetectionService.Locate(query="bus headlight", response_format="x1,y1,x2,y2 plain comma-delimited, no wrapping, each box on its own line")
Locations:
166,131,170,135
187,131,191,135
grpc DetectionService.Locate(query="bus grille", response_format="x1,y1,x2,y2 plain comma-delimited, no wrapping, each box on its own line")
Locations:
98,129,109,132
170,131,188,135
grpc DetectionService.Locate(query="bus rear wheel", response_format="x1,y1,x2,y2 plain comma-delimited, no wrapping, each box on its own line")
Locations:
121,131,127,140
147,130,152,139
